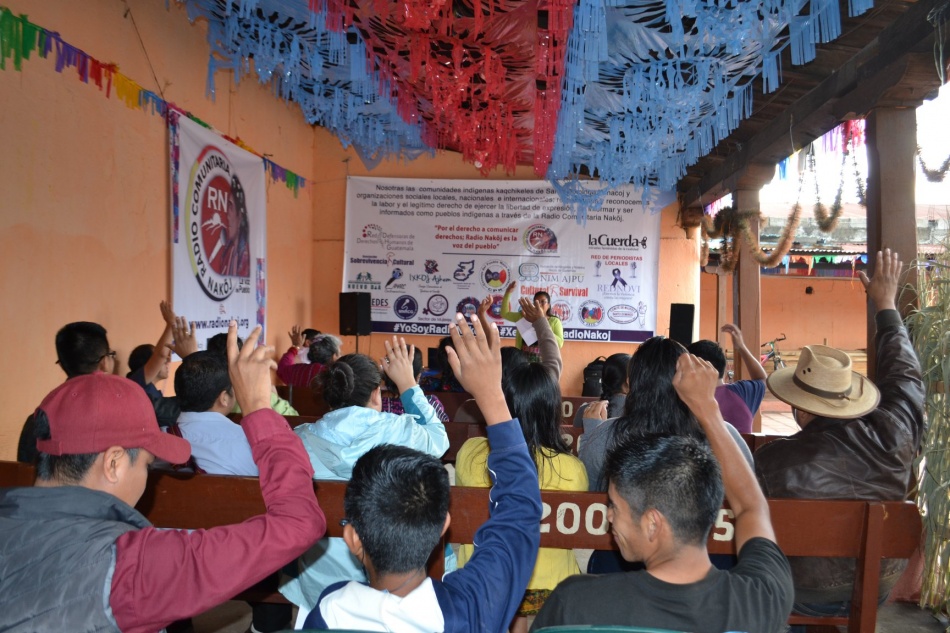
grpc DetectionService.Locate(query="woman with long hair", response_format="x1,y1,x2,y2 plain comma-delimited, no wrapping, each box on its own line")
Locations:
579,336,753,492
282,338,450,612
456,362,587,633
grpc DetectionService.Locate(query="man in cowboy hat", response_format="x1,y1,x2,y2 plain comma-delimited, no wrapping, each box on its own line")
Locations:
755,248,924,619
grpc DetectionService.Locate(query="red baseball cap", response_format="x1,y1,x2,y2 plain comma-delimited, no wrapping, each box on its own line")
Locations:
35,372,191,465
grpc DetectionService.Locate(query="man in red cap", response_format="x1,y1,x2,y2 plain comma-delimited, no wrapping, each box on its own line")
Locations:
0,323,326,633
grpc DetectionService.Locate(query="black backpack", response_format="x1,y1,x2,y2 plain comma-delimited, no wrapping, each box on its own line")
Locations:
582,356,607,397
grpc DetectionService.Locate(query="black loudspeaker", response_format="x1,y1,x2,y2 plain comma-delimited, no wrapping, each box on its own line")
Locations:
669,303,695,347
339,292,372,336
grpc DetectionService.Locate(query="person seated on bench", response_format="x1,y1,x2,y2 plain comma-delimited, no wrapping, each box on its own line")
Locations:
0,323,325,633
175,350,257,476
579,336,753,492
418,336,466,393
207,332,298,415
277,324,321,370
755,248,925,622
532,353,793,632
573,352,630,429
17,321,117,464
126,301,198,428
277,330,341,388
381,347,449,422
304,313,542,632
282,338,449,611
456,360,587,633
687,323,767,434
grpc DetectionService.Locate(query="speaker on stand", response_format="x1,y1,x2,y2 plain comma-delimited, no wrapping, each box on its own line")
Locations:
339,292,372,353
669,303,695,347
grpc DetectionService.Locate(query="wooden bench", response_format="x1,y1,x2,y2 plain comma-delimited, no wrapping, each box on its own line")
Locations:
275,384,329,418
0,461,921,632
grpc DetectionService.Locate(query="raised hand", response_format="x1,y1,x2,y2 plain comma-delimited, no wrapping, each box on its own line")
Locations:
859,248,902,312
160,300,177,327
227,322,275,414
446,313,510,425
289,325,304,348
519,297,544,323
168,317,198,359
380,336,416,395
671,353,720,418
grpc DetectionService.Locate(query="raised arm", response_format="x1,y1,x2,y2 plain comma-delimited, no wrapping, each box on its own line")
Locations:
111,323,325,633
721,323,767,382
521,297,563,378
673,353,775,550
140,302,176,385
476,296,496,347
500,281,521,322
447,312,511,425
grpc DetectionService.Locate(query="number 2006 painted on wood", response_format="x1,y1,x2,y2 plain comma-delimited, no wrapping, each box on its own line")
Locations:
539,502,737,541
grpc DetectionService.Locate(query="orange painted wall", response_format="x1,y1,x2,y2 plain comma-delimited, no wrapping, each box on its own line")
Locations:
0,0,315,458
698,272,868,351
0,0,700,461
309,128,701,396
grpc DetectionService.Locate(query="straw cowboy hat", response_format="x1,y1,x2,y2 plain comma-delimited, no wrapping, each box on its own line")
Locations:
766,345,880,419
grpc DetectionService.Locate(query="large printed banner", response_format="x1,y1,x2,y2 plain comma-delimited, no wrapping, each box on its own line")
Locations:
343,177,669,343
170,113,267,348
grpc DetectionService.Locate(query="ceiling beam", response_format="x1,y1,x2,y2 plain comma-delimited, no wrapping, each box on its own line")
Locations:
678,0,946,208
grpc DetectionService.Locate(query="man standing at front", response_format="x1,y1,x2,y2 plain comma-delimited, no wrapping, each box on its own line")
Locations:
532,353,793,632
755,248,924,616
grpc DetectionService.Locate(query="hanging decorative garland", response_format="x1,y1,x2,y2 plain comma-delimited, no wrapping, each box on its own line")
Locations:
702,120,871,273
917,146,950,182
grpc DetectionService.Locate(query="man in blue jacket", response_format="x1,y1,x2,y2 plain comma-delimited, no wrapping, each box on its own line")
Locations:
305,313,543,632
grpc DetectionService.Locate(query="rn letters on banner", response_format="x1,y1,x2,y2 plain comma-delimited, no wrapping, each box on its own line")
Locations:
342,177,671,343
170,112,267,349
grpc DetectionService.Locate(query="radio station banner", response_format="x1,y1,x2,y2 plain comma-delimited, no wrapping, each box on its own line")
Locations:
343,177,670,343
170,113,267,348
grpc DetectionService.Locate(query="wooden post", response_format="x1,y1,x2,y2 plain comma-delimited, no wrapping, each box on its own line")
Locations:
865,106,918,381
733,188,763,431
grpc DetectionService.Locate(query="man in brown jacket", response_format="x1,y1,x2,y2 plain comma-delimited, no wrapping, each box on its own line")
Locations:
755,249,924,618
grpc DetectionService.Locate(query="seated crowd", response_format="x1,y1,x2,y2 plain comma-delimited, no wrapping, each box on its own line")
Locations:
0,249,923,633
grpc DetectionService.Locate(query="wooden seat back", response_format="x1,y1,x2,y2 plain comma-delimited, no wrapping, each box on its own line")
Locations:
0,461,920,633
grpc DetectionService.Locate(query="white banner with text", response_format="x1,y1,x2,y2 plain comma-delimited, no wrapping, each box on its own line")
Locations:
170,112,267,348
343,177,669,343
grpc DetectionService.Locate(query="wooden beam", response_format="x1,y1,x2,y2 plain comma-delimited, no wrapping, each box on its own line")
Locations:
734,188,763,431
679,0,944,208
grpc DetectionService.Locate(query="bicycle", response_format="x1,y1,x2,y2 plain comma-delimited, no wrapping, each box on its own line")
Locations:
760,334,787,372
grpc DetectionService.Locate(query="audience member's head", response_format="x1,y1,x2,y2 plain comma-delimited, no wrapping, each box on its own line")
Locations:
686,340,727,379
435,336,462,390
127,344,154,375
322,353,382,411
343,444,450,574
302,328,321,346
33,373,190,504
605,433,723,552
383,348,423,394
175,351,232,413
500,346,529,387
601,352,632,399
55,322,113,378
206,332,242,357
308,334,342,365
614,336,697,442
504,363,569,464
126,343,171,383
